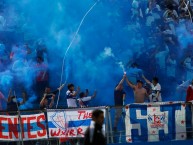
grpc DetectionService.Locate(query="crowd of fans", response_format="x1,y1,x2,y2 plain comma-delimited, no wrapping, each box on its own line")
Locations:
0,1,192,145
0,38,49,108
127,0,193,100
0,0,192,110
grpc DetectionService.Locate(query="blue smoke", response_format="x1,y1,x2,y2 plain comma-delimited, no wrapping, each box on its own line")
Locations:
0,0,192,109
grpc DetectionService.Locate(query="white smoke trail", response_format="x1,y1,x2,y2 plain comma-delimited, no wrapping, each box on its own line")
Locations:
102,47,126,73
56,0,100,108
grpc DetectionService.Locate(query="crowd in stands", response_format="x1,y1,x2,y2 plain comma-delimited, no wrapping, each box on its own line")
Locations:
128,0,192,99
0,0,192,110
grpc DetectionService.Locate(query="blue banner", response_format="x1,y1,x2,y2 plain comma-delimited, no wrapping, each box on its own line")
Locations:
125,102,192,142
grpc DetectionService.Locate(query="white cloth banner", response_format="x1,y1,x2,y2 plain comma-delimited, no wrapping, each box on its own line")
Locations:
47,107,106,138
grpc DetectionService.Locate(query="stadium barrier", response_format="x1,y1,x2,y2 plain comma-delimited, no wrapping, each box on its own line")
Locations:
107,102,193,144
0,102,192,145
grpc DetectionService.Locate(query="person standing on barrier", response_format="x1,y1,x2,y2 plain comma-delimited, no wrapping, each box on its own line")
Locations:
125,77,148,103
113,75,126,132
66,83,80,108
186,79,193,102
142,75,162,102
84,109,106,145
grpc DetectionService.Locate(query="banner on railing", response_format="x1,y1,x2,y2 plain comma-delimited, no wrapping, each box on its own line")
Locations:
0,113,47,141
47,107,106,138
125,102,192,143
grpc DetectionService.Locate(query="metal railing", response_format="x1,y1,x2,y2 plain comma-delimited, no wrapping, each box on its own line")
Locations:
105,102,193,144
0,102,192,145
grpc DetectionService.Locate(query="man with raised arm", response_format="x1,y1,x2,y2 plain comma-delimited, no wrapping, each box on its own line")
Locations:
78,89,97,108
125,76,148,103
113,75,126,131
7,89,26,113
40,84,65,109
66,83,80,108
142,75,162,102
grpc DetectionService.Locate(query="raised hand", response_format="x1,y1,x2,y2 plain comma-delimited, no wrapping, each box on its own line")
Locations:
58,84,65,90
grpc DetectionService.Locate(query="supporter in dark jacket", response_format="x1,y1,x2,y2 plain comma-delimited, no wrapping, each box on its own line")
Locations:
84,109,106,145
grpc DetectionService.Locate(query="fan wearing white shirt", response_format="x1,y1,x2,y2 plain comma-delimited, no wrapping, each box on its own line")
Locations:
142,75,162,102
78,89,97,108
66,83,80,108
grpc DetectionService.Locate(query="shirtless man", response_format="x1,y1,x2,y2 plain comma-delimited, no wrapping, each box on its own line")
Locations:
125,75,148,103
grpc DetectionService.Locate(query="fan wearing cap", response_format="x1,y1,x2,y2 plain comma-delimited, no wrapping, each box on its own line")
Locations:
125,75,148,103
